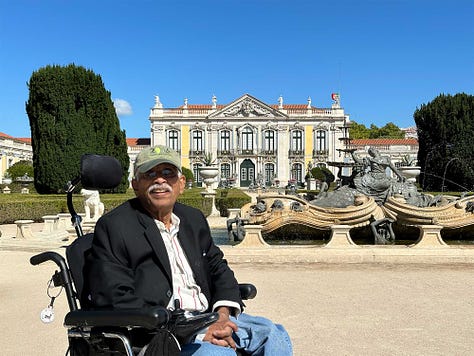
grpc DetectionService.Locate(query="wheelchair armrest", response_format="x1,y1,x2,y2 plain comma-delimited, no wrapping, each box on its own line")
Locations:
65,307,220,346
169,311,219,345
64,306,170,329
239,283,257,300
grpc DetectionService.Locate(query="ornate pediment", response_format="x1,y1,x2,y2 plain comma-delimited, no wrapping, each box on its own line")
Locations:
209,94,288,119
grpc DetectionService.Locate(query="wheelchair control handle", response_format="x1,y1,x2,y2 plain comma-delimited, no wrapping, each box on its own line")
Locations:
30,251,65,266
30,251,79,311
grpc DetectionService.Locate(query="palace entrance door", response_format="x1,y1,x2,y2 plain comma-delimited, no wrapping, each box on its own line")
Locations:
240,159,255,187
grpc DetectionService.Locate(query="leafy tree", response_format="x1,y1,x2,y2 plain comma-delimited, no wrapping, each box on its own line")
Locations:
350,121,403,139
349,121,371,139
6,160,34,180
414,93,474,191
26,64,129,193
376,122,404,139
368,124,380,138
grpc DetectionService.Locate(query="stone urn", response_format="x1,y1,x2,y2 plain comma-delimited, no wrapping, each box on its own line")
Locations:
199,166,219,192
398,166,421,183
2,178,12,194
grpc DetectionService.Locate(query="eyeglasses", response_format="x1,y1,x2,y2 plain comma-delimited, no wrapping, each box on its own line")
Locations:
141,167,180,180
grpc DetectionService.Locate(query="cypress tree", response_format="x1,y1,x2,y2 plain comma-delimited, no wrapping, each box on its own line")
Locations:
415,93,474,192
26,64,129,193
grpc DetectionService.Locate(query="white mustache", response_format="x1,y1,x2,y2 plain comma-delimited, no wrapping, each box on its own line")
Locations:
148,183,172,194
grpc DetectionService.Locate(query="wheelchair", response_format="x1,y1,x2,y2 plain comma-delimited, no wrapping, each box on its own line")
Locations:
30,154,257,355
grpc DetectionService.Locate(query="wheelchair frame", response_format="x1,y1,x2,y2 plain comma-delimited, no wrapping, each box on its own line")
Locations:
30,154,256,355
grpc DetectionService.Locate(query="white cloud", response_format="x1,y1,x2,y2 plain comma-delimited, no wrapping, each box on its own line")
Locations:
113,98,133,116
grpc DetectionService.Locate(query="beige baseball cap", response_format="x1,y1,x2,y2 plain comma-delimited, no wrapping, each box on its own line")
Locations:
134,145,182,174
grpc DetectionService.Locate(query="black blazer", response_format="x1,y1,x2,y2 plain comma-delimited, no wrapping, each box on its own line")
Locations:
84,198,242,311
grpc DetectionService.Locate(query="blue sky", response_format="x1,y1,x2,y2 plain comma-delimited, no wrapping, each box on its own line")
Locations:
1,0,473,139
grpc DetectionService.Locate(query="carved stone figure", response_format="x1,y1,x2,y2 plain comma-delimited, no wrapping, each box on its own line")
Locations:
311,147,435,208
250,200,267,214
223,99,271,117
226,216,248,241
271,199,284,211
370,218,395,245
290,201,304,212
81,189,104,221
351,147,405,204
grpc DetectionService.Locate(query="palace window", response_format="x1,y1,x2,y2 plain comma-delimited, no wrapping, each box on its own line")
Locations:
221,163,231,178
291,129,303,151
263,129,276,152
315,130,327,151
191,130,204,153
241,126,254,152
219,130,231,152
193,163,203,183
291,163,303,183
264,163,275,184
167,129,180,151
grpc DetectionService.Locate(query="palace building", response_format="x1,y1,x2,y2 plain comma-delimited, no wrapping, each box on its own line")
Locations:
0,132,32,184
148,93,350,187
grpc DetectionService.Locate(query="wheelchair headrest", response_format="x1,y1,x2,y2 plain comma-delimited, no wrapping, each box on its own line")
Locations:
81,154,123,190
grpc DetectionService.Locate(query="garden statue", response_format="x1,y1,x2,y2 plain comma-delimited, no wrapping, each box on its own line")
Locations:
81,189,104,221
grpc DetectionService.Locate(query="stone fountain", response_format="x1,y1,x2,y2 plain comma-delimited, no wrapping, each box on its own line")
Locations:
232,146,474,247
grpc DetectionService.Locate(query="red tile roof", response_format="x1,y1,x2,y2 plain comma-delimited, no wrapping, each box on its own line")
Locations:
126,138,151,146
0,132,14,139
0,132,31,144
270,104,312,109
175,103,317,110
17,137,31,144
351,138,418,146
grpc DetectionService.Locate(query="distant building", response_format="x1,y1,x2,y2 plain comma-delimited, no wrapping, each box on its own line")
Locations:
349,138,419,167
1,97,420,187
126,137,150,181
0,132,32,183
149,93,349,187
402,126,418,139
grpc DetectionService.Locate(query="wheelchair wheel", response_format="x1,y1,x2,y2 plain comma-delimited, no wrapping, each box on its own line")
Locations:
68,337,92,356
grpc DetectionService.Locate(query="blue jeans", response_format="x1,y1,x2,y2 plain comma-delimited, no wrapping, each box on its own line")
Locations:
180,313,293,355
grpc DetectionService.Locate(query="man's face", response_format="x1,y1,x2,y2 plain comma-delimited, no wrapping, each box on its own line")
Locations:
132,163,186,217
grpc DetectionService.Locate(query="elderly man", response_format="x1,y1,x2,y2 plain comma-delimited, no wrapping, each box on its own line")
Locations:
85,145,292,355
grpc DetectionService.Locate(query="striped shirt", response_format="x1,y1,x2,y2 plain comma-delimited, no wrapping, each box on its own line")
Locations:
155,214,209,312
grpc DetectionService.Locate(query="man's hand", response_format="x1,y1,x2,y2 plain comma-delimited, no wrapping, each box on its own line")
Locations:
203,307,238,349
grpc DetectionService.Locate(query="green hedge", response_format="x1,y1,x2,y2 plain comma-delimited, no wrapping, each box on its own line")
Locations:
215,188,252,217
0,188,250,224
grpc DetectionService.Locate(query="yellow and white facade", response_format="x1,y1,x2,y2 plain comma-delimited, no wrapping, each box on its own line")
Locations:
149,93,350,187
0,132,32,183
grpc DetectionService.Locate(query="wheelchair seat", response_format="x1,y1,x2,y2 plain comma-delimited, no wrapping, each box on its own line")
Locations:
32,232,256,355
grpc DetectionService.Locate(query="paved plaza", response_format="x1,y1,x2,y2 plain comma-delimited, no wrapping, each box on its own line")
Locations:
1,243,474,355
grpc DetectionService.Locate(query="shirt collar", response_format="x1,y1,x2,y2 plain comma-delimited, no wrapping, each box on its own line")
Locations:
155,213,180,232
